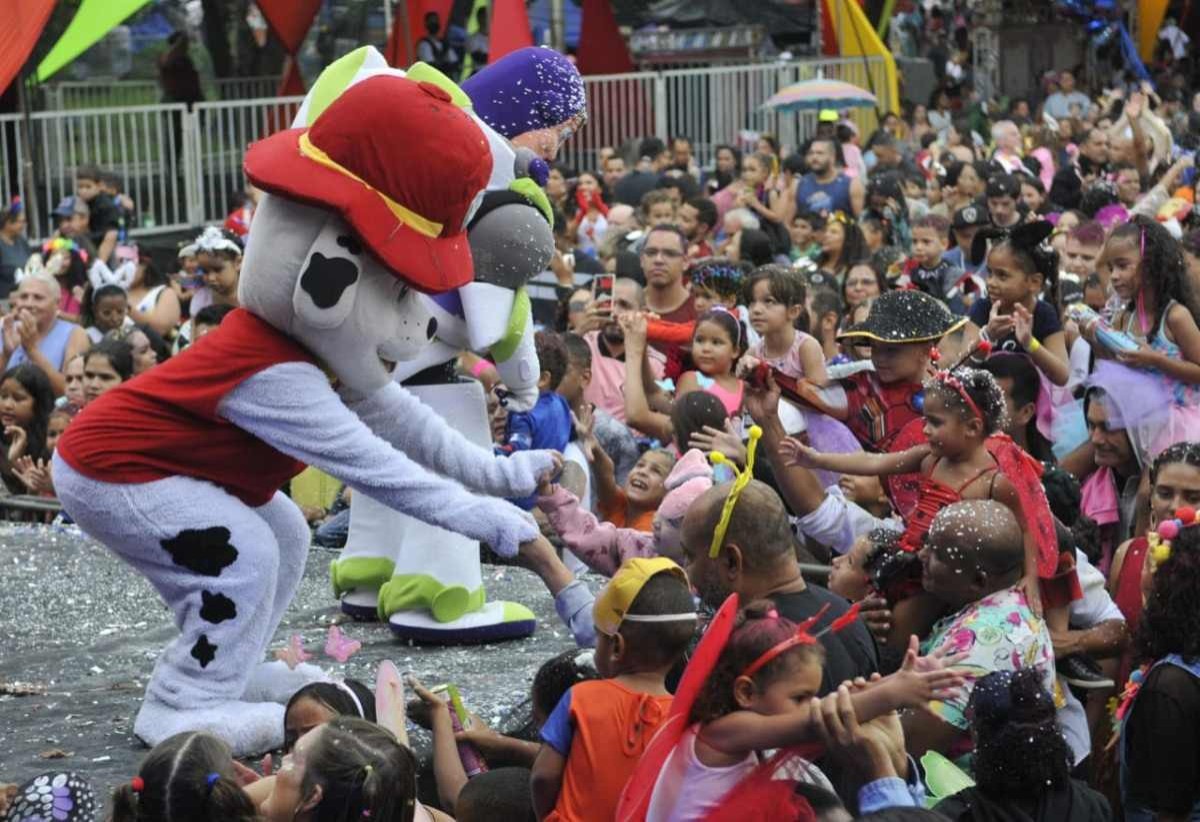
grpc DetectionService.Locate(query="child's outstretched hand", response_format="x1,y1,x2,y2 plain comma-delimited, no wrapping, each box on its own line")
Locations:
618,311,649,353
742,367,781,425
5,425,27,463
779,435,825,468
903,634,968,674
884,635,965,709
689,419,747,466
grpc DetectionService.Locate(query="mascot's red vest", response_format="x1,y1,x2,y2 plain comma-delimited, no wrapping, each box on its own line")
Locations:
58,309,317,506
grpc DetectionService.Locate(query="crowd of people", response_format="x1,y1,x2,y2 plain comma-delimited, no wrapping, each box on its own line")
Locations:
5,38,1200,822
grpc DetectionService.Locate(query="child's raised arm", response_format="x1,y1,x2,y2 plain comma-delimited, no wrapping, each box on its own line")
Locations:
697,639,961,758
537,484,655,576
1013,303,1069,387
779,437,930,477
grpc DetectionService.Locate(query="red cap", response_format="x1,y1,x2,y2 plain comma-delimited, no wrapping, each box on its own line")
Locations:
244,76,492,293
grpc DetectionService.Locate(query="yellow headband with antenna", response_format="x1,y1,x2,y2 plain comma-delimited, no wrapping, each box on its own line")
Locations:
708,425,763,559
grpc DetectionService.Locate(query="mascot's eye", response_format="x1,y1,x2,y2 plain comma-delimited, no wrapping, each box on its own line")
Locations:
396,283,410,304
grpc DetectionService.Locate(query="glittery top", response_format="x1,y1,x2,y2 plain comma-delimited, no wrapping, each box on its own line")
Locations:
461,47,586,139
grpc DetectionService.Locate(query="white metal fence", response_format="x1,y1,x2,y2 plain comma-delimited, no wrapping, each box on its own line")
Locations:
3,58,890,240
40,76,283,110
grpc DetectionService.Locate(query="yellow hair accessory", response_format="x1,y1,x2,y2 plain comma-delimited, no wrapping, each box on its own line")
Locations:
708,425,763,559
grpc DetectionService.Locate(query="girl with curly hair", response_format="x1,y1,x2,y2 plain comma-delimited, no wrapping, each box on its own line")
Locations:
785,366,1078,636
932,669,1112,821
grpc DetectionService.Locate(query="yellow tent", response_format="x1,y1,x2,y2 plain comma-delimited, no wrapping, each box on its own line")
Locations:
1137,0,1169,61
826,0,900,116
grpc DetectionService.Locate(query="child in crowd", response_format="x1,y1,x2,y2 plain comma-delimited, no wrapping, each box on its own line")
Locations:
504,331,574,456
410,649,601,815
0,363,54,494
786,366,1078,641
902,214,969,313
558,334,640,486
622,313,739,443
537,447,712,573
590,449,675,532
191,303,236,342
82,284,134,343
111,731,258,822
259,717,420,822
12,405,70,495
74,165,120,264
179,226,243,332
282,679,376,753
676,307,748,417
81,338,133,406
1100,218,1200,398
125,253,181,340
644,259,753,354
641,190,678,227
58,354,85,412
967,221,1070,386
789,210,823,263
531,558,697,822
643,601,962,820
832,290,964,517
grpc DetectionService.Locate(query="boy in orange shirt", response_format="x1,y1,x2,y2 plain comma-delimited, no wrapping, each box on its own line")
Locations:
531,558,697,821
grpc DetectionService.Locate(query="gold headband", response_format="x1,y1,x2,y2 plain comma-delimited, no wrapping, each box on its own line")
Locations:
708,425,762,559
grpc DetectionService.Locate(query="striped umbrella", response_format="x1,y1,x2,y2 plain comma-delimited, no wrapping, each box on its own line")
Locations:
761,78,878,112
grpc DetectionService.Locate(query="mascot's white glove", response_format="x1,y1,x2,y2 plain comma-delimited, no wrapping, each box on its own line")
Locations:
342,380,556,497
220,363,540,557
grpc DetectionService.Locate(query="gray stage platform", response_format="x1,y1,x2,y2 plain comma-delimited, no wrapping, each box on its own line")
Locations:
0,523,580,801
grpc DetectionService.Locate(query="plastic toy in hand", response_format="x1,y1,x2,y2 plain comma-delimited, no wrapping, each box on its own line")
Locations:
1065,304,1141,354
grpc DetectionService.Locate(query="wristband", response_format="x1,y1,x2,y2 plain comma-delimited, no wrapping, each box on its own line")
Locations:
977,328,991,344
469,358,496,378
1027,337,1042,354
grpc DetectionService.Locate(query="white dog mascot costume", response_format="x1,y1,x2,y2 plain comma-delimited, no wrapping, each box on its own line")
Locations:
52,67,557,755
327,46,586,641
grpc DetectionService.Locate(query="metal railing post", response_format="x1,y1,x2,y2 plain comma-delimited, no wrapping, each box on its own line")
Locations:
653,73,668,141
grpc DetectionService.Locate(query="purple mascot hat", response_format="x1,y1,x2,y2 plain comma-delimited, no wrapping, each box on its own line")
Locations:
462,46,586,162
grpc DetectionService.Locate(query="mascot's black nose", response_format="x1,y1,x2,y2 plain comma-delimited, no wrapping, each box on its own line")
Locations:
426,317,438,339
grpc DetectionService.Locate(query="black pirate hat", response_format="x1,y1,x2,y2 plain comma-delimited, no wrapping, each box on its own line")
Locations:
837,289,966,344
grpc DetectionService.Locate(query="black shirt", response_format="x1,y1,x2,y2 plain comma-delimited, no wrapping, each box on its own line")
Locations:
770,584,879,696
1125,662,1200,815
87,193,121,250
968,298,1061,354
613,171,660,208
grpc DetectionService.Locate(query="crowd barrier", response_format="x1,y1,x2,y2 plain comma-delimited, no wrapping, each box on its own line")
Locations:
39,76,282,111
1,57,890,240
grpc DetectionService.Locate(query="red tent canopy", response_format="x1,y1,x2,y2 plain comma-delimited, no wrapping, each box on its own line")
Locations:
255,0,323,94
576,0,634,75
488,0,534,63
1,0,56,97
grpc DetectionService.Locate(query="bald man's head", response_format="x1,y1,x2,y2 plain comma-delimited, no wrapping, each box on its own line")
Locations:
920,501,1025,606
680,480,796,607
681,477,801,604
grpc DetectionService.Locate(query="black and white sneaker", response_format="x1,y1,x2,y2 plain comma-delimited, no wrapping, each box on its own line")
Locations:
1059,654,1115,689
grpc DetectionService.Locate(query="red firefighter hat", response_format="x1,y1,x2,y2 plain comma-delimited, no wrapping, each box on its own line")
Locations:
244,75,492,293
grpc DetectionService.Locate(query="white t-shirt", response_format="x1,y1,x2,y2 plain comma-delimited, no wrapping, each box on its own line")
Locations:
647,725,758,822
560,440,594,577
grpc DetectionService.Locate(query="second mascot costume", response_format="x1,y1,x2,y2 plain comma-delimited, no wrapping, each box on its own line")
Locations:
53,65,558,754
329,47,588,642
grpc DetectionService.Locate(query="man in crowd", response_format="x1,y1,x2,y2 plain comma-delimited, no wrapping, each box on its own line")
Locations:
678,196,718,260
1044,70,1091,120
1050,127,1110,210
639,225,696,356
602,153,627,192
796,137,865,217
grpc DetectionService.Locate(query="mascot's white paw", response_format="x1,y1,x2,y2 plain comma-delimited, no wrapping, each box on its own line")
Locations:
242,660,327,704
134,696,285,757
